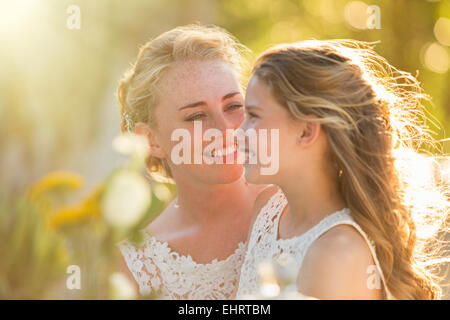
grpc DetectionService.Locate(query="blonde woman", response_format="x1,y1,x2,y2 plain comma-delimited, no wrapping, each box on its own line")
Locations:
237,40,448,299
116,25,264,299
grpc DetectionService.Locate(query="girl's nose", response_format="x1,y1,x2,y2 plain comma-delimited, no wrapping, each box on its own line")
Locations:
239,117,250,131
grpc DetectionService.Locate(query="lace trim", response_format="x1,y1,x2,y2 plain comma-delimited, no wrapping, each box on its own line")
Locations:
238,188,288,296
237,188,395,299
275,208,351,244
119,232,246,299
246,188,287,248
140,232,245,266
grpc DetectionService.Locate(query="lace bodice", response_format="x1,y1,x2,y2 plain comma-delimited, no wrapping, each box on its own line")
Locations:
237,188,395,299
119,232,246,299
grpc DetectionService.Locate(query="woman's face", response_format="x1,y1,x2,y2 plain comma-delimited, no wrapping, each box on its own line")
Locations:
240,75,302,185
150,59,245,184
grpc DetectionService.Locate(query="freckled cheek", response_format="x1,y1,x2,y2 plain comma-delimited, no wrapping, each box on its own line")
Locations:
161,127,199,160
230,110,245,129
158,124,186,152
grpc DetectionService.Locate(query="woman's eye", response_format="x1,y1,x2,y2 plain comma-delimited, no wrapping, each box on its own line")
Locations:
185,113,205,121
226,104,243,111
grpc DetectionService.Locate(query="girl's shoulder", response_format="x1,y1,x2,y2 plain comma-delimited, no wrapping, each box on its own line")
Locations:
243,184,283,245
298,224,383,299
249,184,283,222
254,184,281,211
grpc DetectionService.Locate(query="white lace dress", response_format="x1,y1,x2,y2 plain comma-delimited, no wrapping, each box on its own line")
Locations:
237,188,395,299
119,231,246,299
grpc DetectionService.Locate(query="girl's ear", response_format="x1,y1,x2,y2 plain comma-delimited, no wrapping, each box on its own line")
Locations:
297,116,321,148
135,122,168,159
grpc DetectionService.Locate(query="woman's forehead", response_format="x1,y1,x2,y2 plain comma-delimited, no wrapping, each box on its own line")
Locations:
158,59,242,106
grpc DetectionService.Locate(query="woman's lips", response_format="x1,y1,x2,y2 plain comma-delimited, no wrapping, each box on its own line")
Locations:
200,141,257,164
203,142,238,163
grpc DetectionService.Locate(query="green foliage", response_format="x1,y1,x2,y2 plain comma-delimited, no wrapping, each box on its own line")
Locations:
0,191,68,299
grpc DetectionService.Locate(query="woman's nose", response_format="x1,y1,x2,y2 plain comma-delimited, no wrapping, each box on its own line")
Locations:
211,111,241,132
205,112,240,145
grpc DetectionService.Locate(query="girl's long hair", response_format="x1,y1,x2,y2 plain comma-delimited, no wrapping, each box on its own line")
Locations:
252,40,449,299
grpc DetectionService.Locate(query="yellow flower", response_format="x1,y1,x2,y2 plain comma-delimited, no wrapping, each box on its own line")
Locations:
50,205,90,229
79,182,105,215
28,171,84,201
49,183,105,229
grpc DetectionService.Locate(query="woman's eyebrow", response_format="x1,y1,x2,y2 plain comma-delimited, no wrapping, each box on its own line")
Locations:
222,92,242,100
179,101,207,111
179,92,242,111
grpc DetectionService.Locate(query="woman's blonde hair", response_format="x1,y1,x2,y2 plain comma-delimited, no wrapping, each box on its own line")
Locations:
252,40,449,299
117,24,248,179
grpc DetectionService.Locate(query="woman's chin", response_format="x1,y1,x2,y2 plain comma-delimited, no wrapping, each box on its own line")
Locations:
203,164,245,184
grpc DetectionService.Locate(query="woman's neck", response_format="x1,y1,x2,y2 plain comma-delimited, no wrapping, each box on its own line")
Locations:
172,173,255,224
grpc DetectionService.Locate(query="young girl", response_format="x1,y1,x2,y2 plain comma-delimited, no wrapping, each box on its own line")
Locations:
237,40,448,299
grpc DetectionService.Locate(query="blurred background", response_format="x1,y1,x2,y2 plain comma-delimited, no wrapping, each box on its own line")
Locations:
0,0,449,299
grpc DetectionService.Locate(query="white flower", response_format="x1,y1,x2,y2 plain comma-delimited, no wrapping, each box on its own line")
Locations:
102,170,151,229
257,259,277,283
112,133,149,157
256,259,280,298
273,253,298,287
152,183,172,202
109,272,137,300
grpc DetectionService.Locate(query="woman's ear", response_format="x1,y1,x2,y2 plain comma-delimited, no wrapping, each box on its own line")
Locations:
135,122,168,159
297,117,321,148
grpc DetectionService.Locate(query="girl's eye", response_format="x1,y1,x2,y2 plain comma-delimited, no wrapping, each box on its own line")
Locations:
247,111,259,119
185,113,205,121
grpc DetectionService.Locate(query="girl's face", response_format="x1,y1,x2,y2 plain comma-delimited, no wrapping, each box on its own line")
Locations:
240,75,302,185
149,59,246,184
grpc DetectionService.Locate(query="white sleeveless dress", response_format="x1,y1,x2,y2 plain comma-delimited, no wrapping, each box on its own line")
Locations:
119,232,246,299
237,188,395,299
